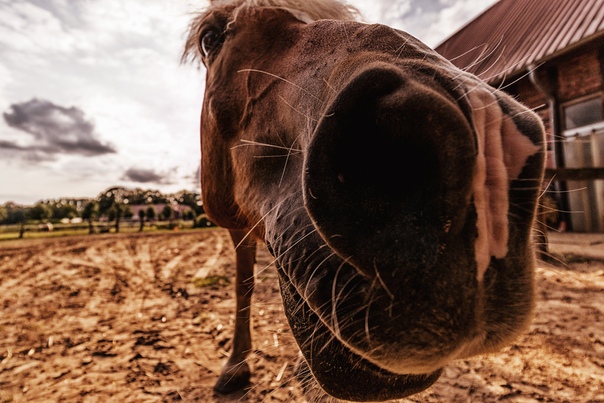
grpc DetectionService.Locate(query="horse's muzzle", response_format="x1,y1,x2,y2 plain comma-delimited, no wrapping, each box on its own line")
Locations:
263,62,537,401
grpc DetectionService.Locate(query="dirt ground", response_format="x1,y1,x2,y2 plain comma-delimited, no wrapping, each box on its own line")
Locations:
0,228,602,402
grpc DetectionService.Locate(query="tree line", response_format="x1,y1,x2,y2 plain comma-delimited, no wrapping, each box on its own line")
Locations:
0,186,211,236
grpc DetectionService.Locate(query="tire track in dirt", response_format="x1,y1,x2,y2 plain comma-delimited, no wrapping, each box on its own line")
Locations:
0,229,303,403
0,244,52,298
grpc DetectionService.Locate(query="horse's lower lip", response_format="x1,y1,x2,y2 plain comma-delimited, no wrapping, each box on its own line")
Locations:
278,266,441,401
266,198,479,374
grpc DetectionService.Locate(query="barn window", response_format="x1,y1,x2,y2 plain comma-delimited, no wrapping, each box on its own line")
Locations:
563,96,603,132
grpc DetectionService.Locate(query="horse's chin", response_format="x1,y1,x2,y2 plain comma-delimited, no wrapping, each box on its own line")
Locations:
264,197,466,400
278,267,442,402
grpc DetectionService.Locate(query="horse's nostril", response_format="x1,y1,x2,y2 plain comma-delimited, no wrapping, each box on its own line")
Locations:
304,65,475,279
334,115,441,199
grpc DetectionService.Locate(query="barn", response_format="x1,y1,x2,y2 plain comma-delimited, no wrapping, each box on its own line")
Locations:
436,0,604,232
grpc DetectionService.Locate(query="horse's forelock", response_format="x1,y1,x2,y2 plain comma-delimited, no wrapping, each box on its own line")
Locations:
182,0,360,65
233,0,361,22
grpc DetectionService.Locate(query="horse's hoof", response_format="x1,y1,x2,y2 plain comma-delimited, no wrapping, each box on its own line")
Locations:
213,361,251,394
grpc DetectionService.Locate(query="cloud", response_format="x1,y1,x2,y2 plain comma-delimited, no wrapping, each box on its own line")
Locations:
1,98,116,161
0,63,11,93
122,167,173,184
0,140,25,150
182,165,201,186
430,0,498,45
352,0,497,47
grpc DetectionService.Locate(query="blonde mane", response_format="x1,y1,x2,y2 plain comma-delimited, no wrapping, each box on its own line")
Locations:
182,0,361,64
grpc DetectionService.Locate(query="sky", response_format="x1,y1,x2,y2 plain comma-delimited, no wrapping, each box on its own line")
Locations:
0,0,498,205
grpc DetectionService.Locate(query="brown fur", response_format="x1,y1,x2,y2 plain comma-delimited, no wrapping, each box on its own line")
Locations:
182,0,360,66
184,1,545,400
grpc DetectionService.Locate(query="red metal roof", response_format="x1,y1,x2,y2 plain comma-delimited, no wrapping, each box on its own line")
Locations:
436,0,604,85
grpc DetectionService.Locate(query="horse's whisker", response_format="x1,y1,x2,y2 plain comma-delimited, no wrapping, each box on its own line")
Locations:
232,139,302,152
238,68,323,102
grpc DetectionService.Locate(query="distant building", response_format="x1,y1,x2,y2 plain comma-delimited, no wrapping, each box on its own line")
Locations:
437,0,604,232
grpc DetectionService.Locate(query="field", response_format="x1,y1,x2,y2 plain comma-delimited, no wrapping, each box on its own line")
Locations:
0,219,204,241
0,229,602,402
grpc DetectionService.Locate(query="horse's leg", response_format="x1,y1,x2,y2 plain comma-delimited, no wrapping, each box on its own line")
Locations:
214,229,256,394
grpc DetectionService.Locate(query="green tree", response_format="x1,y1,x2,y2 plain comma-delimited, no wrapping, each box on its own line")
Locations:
174,190,204,215
161,205,173,221
98,187,129,233
107,206,117,222
29,203,52,221
114,203,123,233
82,201,98,234
138,209,145,232
183,209,196,221
4,203,28,228
0,205,7,224
12,208,27,239
146,206,156,221
51,201,77,220
123,205,133,220
125,188,168,205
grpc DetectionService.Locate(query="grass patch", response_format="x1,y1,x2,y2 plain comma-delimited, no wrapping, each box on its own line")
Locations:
0,229,89,241
192,275,231,288
0,221,208,243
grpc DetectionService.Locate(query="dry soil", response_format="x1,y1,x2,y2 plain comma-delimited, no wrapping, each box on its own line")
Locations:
0,229,602,402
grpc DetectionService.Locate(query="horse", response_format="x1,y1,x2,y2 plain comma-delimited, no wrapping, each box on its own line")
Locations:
182,0,545,400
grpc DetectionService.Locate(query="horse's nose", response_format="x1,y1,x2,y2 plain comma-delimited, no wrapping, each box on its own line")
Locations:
304,64,476,280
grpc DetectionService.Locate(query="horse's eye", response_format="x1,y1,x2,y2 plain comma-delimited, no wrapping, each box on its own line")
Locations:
200,30,222,60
